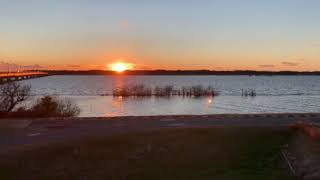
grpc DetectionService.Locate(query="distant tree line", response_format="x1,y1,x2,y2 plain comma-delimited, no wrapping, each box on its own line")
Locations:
41,70,320,76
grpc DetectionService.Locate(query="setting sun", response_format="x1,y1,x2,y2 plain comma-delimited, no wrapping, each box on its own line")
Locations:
109,62,133,72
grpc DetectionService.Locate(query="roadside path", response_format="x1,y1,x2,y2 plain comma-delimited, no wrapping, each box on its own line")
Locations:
1,113,320,153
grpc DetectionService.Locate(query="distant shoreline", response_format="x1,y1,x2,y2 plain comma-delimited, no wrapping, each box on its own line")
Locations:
2,70,320,76
39,70,320,76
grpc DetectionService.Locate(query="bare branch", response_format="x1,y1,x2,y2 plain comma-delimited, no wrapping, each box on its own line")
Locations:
0,82,31,112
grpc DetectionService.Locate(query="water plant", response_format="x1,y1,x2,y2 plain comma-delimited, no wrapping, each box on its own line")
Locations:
180,85,218,97
154,85,174,96
241,89,257,97
112,84,219,97
113,84,152,97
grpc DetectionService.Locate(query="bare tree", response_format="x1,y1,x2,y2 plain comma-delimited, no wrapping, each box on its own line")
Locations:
0,82,31,113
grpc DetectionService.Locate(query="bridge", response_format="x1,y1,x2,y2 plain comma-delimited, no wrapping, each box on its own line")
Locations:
0,72,49,84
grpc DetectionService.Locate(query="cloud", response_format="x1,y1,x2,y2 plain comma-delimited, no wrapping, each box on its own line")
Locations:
281,61,299,66
67,64,81,68
259,64,275,68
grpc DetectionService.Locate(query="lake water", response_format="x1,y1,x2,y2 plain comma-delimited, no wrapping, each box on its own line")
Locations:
20,75,320,117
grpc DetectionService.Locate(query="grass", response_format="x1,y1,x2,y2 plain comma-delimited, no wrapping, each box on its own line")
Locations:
0,127,294,180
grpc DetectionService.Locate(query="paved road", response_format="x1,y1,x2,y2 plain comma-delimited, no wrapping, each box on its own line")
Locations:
1,113,320,153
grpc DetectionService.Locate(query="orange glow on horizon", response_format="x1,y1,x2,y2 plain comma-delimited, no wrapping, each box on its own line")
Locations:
109,62,133,72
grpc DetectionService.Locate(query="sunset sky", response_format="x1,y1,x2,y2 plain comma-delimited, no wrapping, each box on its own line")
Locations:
1,0,320,71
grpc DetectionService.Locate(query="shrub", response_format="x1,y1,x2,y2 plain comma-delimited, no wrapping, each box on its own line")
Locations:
31,96,80,117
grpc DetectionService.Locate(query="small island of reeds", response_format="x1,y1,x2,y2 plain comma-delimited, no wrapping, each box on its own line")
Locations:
112,84,219,97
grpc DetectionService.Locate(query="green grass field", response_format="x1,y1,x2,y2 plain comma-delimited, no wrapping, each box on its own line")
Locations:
0,127,294,180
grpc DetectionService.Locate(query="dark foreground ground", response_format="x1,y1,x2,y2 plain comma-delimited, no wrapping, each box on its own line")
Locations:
0,127,293,180
2,113,319,179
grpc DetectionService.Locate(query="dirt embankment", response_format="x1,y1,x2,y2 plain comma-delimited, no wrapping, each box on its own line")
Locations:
285,122,320,180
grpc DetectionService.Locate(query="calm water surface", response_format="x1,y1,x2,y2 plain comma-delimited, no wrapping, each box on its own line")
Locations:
21,75,320,117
